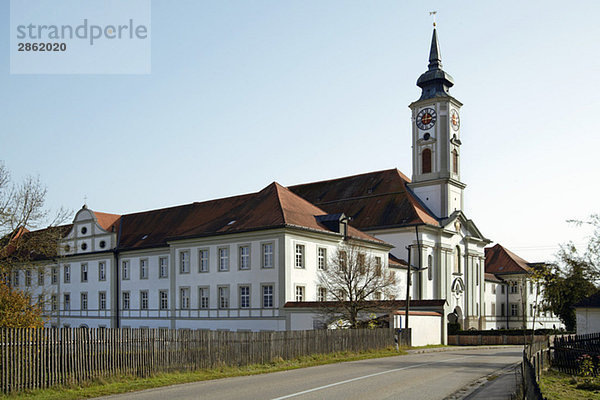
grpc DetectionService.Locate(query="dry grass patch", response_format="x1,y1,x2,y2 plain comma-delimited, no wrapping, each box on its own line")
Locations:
540,369,600,400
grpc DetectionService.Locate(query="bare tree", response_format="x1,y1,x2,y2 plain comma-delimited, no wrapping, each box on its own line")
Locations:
318,243,398,328
0,161,70,327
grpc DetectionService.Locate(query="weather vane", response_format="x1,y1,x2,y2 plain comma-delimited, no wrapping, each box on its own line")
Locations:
429,11,437,27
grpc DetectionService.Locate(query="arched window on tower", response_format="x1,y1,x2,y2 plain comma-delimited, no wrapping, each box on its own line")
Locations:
454,246,461,274
452,149,459,174
422,148,432,174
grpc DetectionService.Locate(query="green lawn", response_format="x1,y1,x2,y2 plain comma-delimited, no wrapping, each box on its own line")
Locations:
540,369,600,400
1,346,411,400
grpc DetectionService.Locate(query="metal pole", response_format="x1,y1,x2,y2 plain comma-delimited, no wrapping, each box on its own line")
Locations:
405,246,411,330
415,226,421,299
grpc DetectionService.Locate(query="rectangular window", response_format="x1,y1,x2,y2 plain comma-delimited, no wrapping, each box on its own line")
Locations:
262,243,273,268
262,285,273,308
159,257,168,278
122,292,130,310
122,260,130,280
530,304,534,316
295,286,305,302
239,285,250,308
501,303,505,317
318,248,327,270
492,284,496,294
373,291,382,300
81,263,88,282
99,262,106,281
25,270,31,287
64,265,70,283
218,286,229,308
159,290,168,310
218,248,229,271
357,253,366,274
239,245,250,270
339,251,348,272
198,287,209,309
510,282,518,294
99,292,106,310
317,287,327,302
375,256,382,276
51,267,58,285
13,271,19,286
295,244,305,268
38,270,44,286
180,287,190,309
198,249,209,273
501,285,505,294
530,281,534,294
491,302,496,316
64,293,70,311
51,295,57,311
140,259,148,279
180,250,190,274
511,303,518,316
80,292,88,311
140,290,149,310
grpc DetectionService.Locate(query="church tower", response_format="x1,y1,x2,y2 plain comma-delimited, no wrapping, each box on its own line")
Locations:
408,27,465,219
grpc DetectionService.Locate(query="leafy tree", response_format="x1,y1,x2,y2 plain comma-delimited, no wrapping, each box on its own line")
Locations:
317,243,398,328
0,276,44,328
0,161,69,327
539,215,600,331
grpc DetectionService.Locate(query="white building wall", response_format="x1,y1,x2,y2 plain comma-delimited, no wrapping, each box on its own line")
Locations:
576,308,600,335
27,223,391,332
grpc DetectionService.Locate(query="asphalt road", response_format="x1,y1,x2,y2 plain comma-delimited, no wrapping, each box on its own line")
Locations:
100,347,522,400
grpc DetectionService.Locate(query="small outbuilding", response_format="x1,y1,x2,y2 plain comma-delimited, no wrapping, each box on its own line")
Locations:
575,291,600,334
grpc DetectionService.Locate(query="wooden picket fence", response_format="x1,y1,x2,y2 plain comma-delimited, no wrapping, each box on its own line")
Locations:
0,327,398,394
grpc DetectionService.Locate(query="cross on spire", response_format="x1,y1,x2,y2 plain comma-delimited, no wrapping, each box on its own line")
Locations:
429,11,437,27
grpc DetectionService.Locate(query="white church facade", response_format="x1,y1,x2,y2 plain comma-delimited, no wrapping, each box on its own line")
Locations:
7,27,562,338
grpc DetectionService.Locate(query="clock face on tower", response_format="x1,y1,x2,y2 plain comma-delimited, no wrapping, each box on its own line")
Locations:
450,109,460,131
416,108,437,130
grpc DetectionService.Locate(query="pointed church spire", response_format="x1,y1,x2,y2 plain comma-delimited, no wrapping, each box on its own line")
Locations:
416,25,454,101
428,28,442,71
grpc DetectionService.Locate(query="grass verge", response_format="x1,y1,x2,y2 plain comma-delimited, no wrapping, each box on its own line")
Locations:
1,346,413,400
540,369,600,400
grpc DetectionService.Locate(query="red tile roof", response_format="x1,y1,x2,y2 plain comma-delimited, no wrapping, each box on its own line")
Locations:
389,253,409,268
115,182,386,250
288,169,439,230
485,243,531,275
484,272,503,283
94,212,120,232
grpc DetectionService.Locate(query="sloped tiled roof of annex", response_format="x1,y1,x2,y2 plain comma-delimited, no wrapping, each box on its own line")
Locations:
574,291,600,308
116,182,387,250
485,243,531,275
288,169,439,231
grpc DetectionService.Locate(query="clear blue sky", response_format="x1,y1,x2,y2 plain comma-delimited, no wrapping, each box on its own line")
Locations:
1,1,599,262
